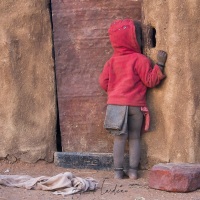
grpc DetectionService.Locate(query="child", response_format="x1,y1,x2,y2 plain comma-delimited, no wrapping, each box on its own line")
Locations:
99,19,167,179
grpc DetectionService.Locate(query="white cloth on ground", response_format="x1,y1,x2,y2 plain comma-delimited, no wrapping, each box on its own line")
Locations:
0,172,98,197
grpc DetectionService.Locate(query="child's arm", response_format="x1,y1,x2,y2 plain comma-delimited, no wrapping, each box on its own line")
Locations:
156,50,168,72
135,50,167,88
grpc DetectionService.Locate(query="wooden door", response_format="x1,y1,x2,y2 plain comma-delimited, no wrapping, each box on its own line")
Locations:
51,0,142,153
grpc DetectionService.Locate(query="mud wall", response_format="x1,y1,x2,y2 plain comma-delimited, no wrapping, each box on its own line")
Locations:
0,0,56,163
142,0,200,168
1,0,199,167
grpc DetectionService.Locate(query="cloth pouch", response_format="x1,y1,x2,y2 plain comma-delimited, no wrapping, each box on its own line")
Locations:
104,105,128,135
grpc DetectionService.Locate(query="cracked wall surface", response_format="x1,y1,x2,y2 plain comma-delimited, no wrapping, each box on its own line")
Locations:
0,0,56,163
142,0,200,168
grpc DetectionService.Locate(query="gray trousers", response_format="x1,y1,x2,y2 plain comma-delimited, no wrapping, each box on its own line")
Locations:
113,106,143,169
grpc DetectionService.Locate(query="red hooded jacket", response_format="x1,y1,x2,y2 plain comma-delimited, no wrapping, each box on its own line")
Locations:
99,19,165,107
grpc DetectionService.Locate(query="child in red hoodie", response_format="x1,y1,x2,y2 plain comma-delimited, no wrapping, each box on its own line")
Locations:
99,19,167,179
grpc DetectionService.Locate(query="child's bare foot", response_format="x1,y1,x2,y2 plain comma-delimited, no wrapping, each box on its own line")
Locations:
114,168,124,179
127,168,138,180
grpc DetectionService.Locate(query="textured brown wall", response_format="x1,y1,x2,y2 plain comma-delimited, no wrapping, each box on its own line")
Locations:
52,0,142,153
1,0,199,168
0,0,56,163
142,0,200,168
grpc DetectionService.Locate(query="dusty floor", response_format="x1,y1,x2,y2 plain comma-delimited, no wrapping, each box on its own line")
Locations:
0,160,200,200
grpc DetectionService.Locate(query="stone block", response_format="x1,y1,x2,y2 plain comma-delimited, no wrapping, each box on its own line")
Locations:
148,163,200,192
54,152,129,170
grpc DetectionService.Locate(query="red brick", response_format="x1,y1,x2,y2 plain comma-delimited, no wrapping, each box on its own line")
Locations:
148,163,200,192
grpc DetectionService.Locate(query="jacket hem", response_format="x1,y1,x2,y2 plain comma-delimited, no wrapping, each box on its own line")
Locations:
107,100,147,107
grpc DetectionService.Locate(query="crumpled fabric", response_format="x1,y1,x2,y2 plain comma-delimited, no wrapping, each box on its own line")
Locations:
0,172,98,197
141,106,150,132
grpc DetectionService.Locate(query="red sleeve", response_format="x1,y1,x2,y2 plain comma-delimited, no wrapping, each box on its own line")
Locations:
135,57,166,88
99,62,110,92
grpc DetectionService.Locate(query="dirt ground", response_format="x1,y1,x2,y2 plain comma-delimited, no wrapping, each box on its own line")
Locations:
0,160,200,200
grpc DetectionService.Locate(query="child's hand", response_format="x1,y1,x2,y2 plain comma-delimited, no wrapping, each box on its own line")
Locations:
157,50,167,67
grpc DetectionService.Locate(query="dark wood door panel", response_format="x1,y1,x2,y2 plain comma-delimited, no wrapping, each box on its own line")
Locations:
52,0,142,152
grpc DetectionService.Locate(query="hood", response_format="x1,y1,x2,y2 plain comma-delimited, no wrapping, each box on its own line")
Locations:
108,19,141,55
